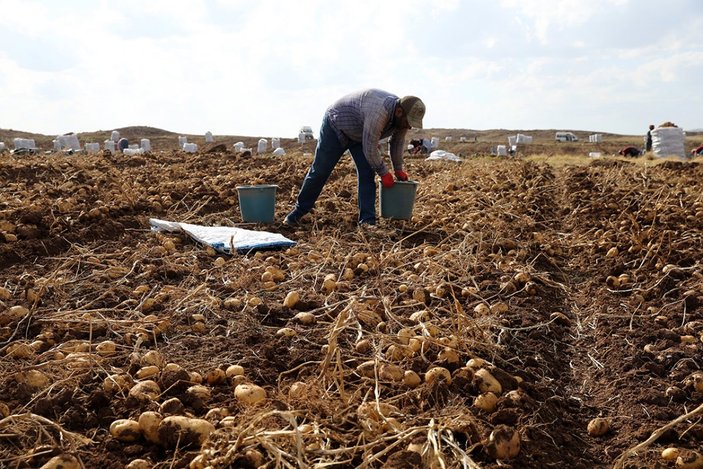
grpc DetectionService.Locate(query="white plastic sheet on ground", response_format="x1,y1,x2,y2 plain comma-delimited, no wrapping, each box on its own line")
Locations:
426,150,461,162
149,218,296,254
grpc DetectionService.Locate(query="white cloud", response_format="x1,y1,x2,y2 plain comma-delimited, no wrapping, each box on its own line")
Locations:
0,0,701,136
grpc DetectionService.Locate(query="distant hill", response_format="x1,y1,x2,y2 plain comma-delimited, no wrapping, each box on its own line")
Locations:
1,126,700,155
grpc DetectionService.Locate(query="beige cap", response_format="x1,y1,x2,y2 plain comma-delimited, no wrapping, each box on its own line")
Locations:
400,96,425,129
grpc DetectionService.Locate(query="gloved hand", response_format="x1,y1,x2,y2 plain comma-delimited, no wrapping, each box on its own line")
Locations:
394,170,408,181
381,173,395,188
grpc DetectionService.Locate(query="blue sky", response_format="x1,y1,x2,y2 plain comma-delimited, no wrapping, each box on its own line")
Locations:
1,0,701,138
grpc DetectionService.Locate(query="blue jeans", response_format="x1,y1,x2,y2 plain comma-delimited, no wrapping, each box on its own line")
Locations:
291,116,377,224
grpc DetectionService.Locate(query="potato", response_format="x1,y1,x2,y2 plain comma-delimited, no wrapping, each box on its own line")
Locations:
231,375,247,386
688,372,703,393
438,347,460,365
157,416,215,448
129,380,161,401
409,310,429,323
159,397,185,415
587,417,609,437
205,368,226,385
138,411,163,444
425,367,451,386
475,368,502,394
357,402,399,422
356,360,376,378
513,272,530,284
396,327,414,345
225,364,245,378
288,381,308,399
283,291,300,308
95,340,117,356
0,305,29,326
473,303,490,315
661,447,680,461
110,419,141,442
15,370,50,390
490,302,509,314
355,339,372,353
276,327,297,337
322,274,337,293
379,364,404,382
234,383,267,405
467,358,488,369
189,454,208,469
39,455,81,469
293,312,315,325
403,370,421,388
221,297,242,311
386,344,411,361
205,407,230,420
124,460,151,469
474,392,498,412
487,425,520,459
676,450,703,469
187,385,211,402
103,373,134,394
5,342,35,359
0,402,10,418
408,337,423,353
140,350,165,368
136,365,160,379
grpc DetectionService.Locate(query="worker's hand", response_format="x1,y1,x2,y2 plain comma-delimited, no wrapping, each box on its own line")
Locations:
381,173,395,188
394,170,408,181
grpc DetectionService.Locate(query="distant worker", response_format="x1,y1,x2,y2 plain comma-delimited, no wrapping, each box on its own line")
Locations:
645,124,654,152
118,138,129,152
691,144,703,157
619,146,641,158
409,138,428,155
284,88,425,227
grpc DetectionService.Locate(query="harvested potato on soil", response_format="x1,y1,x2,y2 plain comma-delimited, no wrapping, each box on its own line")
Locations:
234,383,267,405
587,417,610,437
157,416,215,448
3,130,703,469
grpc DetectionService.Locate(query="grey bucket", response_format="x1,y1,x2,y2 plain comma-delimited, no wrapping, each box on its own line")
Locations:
236,185,278,223
379,180,419,220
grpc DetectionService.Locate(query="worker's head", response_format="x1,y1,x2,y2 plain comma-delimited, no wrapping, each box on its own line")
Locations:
398,96,425,129
649,124,655,130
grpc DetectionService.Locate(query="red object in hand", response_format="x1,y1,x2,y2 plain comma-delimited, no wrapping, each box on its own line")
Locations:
381,173,395,188
394,170,408,181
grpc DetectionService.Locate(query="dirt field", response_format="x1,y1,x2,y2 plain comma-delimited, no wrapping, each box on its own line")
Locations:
1,132,703,469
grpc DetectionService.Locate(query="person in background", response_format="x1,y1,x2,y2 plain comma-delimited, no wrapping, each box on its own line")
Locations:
118,138,129,152
409,138,428,155
645,124,655,152
284,89,426,227
691,144,703,157
619,146,641,157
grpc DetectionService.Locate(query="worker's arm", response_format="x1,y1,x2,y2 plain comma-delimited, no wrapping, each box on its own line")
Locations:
389,128,408,172
361,109,392,176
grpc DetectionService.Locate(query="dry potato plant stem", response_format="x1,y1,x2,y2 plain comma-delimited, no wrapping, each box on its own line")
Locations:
612,402,703,468
0,412,93,446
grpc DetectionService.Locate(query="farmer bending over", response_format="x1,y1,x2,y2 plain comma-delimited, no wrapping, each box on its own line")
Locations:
619,146,641,158
284,89,425,227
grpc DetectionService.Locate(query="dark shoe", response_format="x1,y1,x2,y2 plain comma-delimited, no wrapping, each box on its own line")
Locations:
284,210,303,226
358,219,378,231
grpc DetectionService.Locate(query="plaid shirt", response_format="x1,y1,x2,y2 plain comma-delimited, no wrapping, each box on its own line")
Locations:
326,89,407,176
